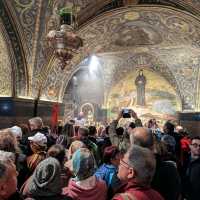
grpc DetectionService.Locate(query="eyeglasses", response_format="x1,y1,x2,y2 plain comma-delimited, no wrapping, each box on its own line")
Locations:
120,159,131,169
191,143,200,148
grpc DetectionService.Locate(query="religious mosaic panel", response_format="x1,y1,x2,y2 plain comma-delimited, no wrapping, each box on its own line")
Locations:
106,69,181,124
76,7,200,55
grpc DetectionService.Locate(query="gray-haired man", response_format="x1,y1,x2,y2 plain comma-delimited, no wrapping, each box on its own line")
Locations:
113,145,164,200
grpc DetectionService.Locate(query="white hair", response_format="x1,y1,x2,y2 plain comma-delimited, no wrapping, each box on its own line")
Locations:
29,117,43,129
0,151,15,181
128,145,156,186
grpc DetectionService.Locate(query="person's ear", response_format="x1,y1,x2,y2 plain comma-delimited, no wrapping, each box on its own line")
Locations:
127,167,135,179
0,183,7,196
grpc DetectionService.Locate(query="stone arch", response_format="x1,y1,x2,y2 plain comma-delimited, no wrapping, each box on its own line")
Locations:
0,20,13,96
0,1,29,97
108,52,182,100
81,103,95,114
44,5,200,111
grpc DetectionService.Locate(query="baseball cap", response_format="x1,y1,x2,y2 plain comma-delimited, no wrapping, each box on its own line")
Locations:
28,132,47,146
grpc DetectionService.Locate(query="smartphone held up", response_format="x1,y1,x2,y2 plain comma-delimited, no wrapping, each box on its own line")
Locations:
122,108,131,118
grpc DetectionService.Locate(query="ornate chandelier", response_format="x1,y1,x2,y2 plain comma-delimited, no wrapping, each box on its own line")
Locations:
47,7,83,70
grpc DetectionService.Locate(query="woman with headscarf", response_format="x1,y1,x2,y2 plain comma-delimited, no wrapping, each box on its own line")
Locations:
21,157,72,200
62,148,107,200
26,132,47,175
47,144,71,187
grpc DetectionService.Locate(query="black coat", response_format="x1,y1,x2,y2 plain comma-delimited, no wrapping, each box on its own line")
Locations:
151,155,181,200
183,157,200,200
7,192,23,200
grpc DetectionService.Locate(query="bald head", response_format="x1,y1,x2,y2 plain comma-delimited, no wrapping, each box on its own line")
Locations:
130,127,154,150
175,125,183,133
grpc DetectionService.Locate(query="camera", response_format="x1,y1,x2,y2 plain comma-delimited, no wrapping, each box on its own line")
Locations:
122,108,131,118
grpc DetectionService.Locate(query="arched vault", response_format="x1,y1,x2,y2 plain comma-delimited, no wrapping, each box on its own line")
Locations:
43,5,200,111
0,1,29,97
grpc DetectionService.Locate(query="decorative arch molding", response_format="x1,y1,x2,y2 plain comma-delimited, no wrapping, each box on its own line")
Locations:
60,0,200,27
40,56,70,102
103,52,181,97
80,103,95,115
162,0,200,18
195,67,200,111
138,1,200,19
0,20,13,96
0,1,28,97
100,52,183,110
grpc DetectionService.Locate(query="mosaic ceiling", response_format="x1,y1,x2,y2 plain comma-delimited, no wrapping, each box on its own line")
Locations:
58,6,200,111
0,21,12,97
1,0,200,111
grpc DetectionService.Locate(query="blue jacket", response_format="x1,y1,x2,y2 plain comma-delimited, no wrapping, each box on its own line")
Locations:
95,163,117,187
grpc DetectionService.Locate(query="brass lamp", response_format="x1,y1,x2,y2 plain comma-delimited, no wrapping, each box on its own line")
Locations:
47,7,83,70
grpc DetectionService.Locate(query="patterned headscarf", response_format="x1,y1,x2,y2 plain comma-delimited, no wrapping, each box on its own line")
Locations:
56,135,68,148
72,148,96,181
25,157,61,197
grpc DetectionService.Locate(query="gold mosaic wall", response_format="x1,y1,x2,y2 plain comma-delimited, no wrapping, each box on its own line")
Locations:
0,29,12,97
3,0,200,111
107,69,181,123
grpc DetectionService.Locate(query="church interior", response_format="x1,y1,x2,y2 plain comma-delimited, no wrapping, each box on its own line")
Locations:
1,0,200,135
1,1,200,200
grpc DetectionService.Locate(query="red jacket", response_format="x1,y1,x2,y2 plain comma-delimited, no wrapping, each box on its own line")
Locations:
112,180,164,200
62,178,107,200
180,137,191,152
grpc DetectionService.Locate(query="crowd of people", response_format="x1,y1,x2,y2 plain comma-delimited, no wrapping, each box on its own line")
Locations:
0,109,199,200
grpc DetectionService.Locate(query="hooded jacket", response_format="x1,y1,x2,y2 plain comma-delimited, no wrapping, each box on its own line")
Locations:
62,178,107,200
113,180,164,200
